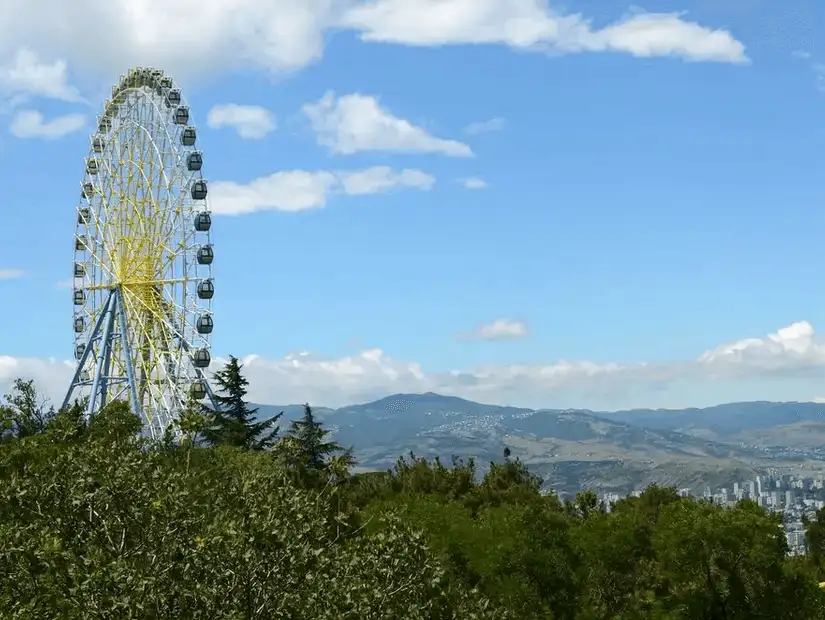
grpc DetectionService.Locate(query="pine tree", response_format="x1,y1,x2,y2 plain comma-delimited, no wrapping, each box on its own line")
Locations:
287,403,347,470
202,356,281,450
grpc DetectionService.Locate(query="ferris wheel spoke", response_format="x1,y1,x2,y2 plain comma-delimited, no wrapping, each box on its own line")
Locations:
125,283,185,345
80,203,119,278
119,115,177,215
82,242,118,284
65,67,215,439
76,192,119,286
120,282,192,407
119,291,155,403
136,315,173,420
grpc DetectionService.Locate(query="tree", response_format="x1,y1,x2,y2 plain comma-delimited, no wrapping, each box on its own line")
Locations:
652,498,821,620
359,457,578,619
0,378,54,439
286,404,346,469
202,356,281,450
804,506,825,579
566,490,602,521
475,449,544,509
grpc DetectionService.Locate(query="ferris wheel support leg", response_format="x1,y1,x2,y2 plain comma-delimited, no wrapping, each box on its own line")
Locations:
86,289,118,418
61,290,114,412
98,303,116,411
199,368,221,413
115,287,142,420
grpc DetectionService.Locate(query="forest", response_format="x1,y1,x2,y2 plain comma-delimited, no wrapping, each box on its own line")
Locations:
4,357,825,619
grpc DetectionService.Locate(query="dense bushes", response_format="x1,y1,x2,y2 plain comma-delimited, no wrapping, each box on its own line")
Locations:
0,403,499,619
355,454,825,620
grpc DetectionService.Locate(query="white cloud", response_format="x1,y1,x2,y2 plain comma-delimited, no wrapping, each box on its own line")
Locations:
464,117,505,135
696,321,825,379
578,12,747,63
338,166,434,194
459,318,529,341
341,2,748,64
206,103,276,139
5,321,825,410
210,165,434,215
0,48,84,104
0,269,24,279
0,356,75,403
460,177,487,189
9,109,85,139
210,171,337,215
0,0,335,79
0,2,747,89
303,91,473,157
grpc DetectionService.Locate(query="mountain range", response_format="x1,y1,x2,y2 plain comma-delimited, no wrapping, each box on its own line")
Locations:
253,394,825,496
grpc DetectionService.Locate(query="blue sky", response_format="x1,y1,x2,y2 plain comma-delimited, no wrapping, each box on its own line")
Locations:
0,0,824,409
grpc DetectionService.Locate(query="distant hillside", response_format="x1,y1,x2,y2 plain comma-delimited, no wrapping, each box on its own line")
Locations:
251,394,825,495
735,421,825,449
595,401,825,440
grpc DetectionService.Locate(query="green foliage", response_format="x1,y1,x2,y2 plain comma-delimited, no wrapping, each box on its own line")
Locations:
804,506,825,578
353,454,825,620
175,396,210,444
202,355,282,450
475,449,546,509
652,499,823,619
367,496,579,619
276,403,353,486
0,378,55,439
0,399,499,619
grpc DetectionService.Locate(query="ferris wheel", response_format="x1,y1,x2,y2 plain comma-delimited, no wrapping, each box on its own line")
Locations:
62,67,218,439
